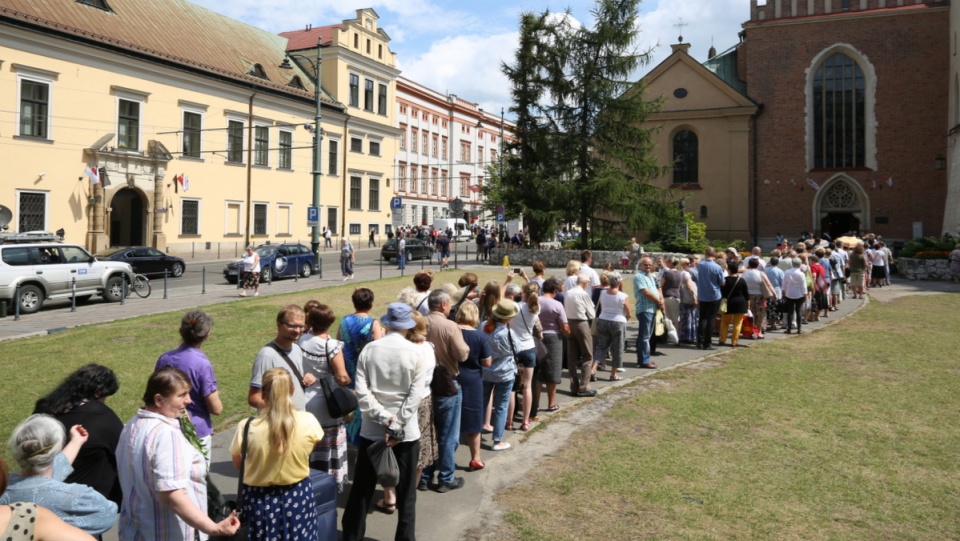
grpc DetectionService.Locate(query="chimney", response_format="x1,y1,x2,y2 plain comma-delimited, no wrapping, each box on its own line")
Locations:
671,43,691,55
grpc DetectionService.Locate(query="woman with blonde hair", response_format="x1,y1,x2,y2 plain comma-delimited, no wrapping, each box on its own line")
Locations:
508,281,541,430
563,260,582,292
477,280,502,324
454,302,492,470
231,368,324,540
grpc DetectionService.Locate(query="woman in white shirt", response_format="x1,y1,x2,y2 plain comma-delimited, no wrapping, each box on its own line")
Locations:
507,283,540,431
240,245,260,297
593,273,631,381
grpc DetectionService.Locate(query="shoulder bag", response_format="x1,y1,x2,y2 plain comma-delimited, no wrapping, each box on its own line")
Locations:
268,342,306,391
590,296,602,336
320,341,358,419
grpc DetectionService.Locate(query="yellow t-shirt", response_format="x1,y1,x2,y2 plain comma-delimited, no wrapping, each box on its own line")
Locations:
229,411,324,486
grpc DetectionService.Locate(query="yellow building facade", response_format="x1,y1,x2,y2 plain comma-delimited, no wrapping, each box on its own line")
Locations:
640,43,758,241
281,8,401,241
1,0,346,257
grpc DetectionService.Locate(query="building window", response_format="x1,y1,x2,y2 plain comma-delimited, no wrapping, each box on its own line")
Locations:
278,130,292,169
364,79,374,112
421,167,428,193
411,128,418,153
181,199,200,235
700,205,708,219
399,125,406,150
442,137,448,160
117,98,140,150
328,139,339,175
398,164,406,192
378,44,383,59
17,191,46,232
460,174,469,197
225,201,242,235
421,132,428,155
350,176,362,209
411,168,418,193
349,74,359,107
430,171,438,195
254,126,269,166
350,137,363,153
253,203,267,235
378,84,388,115
460,142,470,162
19,80,49,139
327,208,338,235
813,52,865,169
440,171,447,197
366,39,371,54
672,130,699,184
227,120,244,163
354,33,359,49
276,203,292,235
350,223,362,235
182,111,201,158
432,135,439,157
478,146,484,165
369,141,381,156
369,178,380,210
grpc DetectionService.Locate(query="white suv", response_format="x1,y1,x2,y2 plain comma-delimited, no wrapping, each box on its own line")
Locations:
0,243,136,314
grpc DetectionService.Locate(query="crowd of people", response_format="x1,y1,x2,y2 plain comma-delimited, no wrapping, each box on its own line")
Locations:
0,235,895,541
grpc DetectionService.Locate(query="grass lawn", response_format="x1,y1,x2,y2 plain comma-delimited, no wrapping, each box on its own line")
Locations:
497,293,960,540
0,268,518,462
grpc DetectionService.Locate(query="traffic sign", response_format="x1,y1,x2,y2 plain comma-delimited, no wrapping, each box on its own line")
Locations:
497,213,505,223
496,205,504,215
390,197,403,210
449,198,465,213
307,206,319,227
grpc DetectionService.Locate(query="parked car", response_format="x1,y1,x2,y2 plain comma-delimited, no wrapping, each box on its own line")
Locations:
95,246,186,277
380,238,434,262
223,243,316,284
0,243,136,314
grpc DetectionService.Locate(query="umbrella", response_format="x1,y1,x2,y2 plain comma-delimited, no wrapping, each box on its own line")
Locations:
835,236,860,248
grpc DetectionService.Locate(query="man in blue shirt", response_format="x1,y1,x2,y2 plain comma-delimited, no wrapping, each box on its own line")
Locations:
695,247,726,350
634,257,664,368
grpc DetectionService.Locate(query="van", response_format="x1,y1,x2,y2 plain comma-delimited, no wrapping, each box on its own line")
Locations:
432,218,471,241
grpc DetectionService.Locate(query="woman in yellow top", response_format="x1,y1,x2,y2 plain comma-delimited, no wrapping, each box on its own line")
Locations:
230,368,325,540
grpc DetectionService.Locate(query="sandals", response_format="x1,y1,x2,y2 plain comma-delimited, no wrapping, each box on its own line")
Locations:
521,422,531,431
375,498,396,515
609,374,622,381
546,404,560,413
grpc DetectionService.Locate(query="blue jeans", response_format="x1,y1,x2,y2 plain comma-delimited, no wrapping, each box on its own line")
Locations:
482,379,513,442
398,251,406,269
636,311,654,366
421,387,462,485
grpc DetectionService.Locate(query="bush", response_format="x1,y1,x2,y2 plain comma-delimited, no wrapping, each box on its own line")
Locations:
899,234,958,258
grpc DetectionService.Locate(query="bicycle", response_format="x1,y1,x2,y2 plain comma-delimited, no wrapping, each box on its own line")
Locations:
130,274,151,298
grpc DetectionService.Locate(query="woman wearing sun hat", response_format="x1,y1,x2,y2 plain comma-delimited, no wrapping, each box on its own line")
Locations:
481,299,521,452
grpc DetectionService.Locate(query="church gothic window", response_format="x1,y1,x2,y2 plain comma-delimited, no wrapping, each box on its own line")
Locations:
813,53,865,169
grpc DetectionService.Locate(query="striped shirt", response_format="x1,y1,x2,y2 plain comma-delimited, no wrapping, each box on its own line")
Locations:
117,409,207,541
633,272,661,314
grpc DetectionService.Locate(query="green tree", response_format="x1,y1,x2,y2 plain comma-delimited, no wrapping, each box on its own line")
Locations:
488,0,670,247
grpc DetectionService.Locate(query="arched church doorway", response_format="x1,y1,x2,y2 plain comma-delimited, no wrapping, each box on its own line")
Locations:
815,177,869,239
109,188,145,246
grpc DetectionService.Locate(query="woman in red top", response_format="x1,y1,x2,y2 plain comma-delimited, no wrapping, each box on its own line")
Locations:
808,255,829,320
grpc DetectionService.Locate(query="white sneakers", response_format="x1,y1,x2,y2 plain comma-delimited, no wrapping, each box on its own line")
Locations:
492,442,511,452
343,274,355,281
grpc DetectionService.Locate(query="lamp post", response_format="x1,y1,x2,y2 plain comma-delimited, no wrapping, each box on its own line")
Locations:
280,40,324,259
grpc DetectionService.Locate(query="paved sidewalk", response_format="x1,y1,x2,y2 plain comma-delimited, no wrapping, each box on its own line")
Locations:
38,272,957,541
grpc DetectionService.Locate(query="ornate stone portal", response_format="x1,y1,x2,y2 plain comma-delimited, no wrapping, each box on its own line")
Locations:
816,177,870,237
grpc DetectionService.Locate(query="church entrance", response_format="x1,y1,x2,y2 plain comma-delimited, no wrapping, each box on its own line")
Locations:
820,212,861,239
109,188,145,247
814,177,868,240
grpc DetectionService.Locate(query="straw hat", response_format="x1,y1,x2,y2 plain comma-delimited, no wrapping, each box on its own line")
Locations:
491,299,519,320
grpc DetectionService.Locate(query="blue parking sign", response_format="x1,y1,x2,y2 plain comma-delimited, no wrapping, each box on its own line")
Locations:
390,197,403,210
307,206,319,226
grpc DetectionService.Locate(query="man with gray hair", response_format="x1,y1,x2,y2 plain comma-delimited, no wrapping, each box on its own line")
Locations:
421,289,470,492
564,273,597,396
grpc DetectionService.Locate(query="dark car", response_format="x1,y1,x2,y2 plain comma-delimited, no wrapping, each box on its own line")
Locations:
95,246,186,277
223,243,316,284
380,238,434,262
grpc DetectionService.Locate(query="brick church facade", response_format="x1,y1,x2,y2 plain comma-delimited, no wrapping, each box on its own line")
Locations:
739,0,949,245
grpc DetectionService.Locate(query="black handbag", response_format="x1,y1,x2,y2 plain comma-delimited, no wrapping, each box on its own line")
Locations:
208,417,252,541
321,341,358,418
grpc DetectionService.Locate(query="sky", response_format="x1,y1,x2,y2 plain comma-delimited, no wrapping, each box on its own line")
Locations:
190,0,751,115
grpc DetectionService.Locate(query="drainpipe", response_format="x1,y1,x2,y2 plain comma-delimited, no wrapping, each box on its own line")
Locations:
244,93,255,248
752,103,764,247
340,115,351,240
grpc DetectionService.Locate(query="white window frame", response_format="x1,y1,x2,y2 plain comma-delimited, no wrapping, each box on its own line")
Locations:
327,136,341,175
276,203,293,235
278,128,294,170
13,65,58,140
180,104,206,159
253,122,271,167
224,200,243,236
14,189,49,232
369,176,381,211
349,223,362,235
180,198,202,236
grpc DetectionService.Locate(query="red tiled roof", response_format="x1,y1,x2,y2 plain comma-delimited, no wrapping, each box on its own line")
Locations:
0,0,341,107
279,24,343,51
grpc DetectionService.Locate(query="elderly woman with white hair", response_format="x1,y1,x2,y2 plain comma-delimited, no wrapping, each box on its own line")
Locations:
0,414,117,536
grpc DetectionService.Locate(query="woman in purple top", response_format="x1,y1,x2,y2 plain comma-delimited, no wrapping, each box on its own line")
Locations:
154,310,222,461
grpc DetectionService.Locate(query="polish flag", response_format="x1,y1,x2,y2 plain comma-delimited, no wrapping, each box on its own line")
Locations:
84,166,100,184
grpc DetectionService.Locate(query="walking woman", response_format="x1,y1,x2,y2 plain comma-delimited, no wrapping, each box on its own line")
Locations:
594,273,631,380
340,239,355,281
231,368,325,541
240,245,260,297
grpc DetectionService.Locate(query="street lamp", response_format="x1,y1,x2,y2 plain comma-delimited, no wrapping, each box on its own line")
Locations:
280,39,324,258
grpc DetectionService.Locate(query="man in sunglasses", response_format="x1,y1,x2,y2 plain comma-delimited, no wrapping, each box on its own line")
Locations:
247,304,317,410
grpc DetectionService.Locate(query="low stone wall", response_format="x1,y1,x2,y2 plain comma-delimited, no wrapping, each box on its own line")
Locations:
488,247,688,269
898,258,954,281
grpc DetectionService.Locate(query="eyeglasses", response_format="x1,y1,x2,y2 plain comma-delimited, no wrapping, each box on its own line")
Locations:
280,321,305,330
